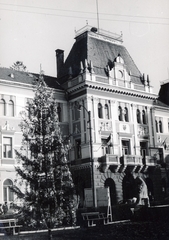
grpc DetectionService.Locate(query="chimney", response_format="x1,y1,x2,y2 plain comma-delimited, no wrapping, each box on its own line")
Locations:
55,49,64,78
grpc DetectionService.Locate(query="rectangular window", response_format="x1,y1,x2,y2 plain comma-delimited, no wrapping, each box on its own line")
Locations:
3,137,12,158
122,140,131,155
101,139,110,155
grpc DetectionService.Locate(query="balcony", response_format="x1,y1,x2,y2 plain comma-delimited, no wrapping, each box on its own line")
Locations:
98,154,157,173
120,155,142,165
120,155,143,172
143,156,157,166
98,154,120,172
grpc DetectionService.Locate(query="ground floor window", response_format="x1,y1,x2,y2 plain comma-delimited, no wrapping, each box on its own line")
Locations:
3,179,14,202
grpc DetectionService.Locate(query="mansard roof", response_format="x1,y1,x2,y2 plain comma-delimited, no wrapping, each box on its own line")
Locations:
157,81,169,106
0,67,61,89
57,28,143,85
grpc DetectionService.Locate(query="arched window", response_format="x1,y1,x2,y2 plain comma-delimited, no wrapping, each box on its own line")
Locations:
0,99,6,116
155,120,158,132
159,120,163,133
98,103,103,118
3,179,14,202
118,106,123,121
104,104,109,119
8,100,14,117
137,109,141,123
142,110,146,124
124,107,129,122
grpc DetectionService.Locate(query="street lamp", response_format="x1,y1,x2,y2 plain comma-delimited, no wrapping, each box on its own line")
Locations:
78,104,97,208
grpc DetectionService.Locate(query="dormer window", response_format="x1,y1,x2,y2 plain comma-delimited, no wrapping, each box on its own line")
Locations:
115,54,124,64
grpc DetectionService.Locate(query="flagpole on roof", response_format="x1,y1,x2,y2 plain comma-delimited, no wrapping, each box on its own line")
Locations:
96,0,100,33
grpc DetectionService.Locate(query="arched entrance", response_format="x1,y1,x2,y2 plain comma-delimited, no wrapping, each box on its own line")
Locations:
122,173,135,202
104,178,117,205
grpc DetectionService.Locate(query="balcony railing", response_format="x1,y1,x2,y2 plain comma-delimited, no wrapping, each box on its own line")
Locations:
143,156,157,166
98,154,157,173
101,154,120,165
120,155,143,165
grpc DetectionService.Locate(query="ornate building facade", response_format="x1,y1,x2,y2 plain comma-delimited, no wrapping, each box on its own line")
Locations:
0,26,168,208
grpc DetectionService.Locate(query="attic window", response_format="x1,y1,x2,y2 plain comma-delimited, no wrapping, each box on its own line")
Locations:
10,73,14,78
115,55,124,64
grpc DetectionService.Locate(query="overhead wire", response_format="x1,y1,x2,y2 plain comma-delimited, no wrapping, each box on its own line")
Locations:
0,3,169,25
0,2,169,20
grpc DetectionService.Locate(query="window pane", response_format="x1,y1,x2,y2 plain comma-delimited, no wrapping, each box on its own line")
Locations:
3,187,7,202
0,99,5,115
105,104,109,119
8,100,14,117
3,137,12,158
98,103,103,118
9,188,14,201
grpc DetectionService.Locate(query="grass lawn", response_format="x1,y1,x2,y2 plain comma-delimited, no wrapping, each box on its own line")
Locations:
0,220,169,240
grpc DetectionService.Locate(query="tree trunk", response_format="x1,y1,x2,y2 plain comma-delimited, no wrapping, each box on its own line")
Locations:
48,228,52,240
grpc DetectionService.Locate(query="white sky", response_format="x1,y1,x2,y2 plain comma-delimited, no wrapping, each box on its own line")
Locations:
0,0,169,94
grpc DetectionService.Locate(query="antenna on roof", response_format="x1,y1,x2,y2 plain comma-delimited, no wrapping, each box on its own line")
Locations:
96,0,100,33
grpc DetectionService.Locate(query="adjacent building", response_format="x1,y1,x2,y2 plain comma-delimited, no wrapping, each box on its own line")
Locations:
0,25,168,208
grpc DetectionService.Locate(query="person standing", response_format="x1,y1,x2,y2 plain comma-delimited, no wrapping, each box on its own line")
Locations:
2,202,8,215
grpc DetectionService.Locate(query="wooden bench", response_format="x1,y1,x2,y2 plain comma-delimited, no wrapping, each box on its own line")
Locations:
0,218,22,235
81,212,109,227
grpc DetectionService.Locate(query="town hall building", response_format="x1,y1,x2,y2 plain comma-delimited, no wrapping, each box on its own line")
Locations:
0,25,169,209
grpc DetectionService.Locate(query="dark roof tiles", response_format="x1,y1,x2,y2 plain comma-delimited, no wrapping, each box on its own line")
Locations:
58,31,142,85
0,67,61,89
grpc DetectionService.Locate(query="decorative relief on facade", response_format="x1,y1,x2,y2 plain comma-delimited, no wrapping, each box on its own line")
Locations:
99,121,112,132
137,125,149,137
0,121,15,131
119,123,130,133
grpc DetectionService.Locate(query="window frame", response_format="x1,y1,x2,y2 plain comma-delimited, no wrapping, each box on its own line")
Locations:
124,107,129,122
98,103,103,119
3,136,13,159
3,179,14,202
0,99,6,116
118,106,123,121
122,139,131,155
142,110,147,124
104,104,109,119
8,100,14,117
136,109,141,124
159,120,163,133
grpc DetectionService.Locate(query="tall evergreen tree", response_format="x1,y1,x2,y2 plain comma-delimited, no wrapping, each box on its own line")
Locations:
14,75,75,239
